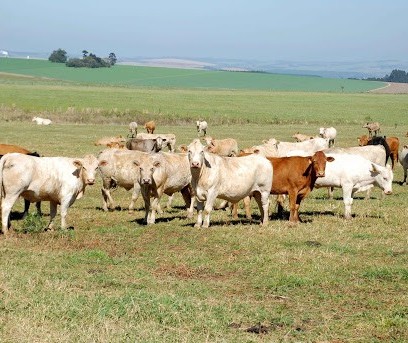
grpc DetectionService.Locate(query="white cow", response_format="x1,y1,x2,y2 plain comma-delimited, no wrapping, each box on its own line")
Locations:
132,152,194,224
399,145,408,184
203,136,239,156
32,116,52,125
196,120,208,136
136,132,176,152
314,153,393,219
188,139,272,228
128,122,138,138
97,148,146,212
0,153,99,234
319,127,337,147
242,137,329,157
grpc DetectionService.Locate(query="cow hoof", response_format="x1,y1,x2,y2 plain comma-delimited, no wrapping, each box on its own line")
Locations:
194,223,202,228
186,212,194,219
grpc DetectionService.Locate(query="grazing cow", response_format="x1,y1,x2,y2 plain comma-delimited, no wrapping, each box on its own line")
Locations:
233,151,334,223
144,120,156,134
128,122,138,138
196,120,208,136
126,137,164,152
292,132,313,142
399,145,408,184
188,139,272,228
136,133,176,152
319,127,337,147
0,153,99,234
94,135,126,147
32,117,52,125
362,122,380,137
314,153,393,219
358,135,393,167
203,136,239,157
241,137,329,157
97,149,146,212
132,152,194,224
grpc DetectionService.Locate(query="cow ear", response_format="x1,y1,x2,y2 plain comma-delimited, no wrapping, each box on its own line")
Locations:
371,163,380,173
153,161,161,168
326,156,335,162
99,160,108,166
73,160,83,169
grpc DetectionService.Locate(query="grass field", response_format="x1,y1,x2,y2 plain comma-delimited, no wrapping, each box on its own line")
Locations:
0,71,407,342
0,58,386,92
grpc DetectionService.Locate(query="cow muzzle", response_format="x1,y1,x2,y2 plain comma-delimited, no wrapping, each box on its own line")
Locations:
316,171,325,177
190,162,201,168
384,190,392,195
142,178,152,185
87,178,95,185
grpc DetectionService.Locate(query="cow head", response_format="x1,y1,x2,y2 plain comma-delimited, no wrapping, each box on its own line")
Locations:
188,139,206,169
73,154,99,185
358,135,369,146
371,163,393,195
133,157,161,185
309,151,335,178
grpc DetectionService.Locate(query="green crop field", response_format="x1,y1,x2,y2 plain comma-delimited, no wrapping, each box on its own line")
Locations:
0,57,386,92
0,70,407,342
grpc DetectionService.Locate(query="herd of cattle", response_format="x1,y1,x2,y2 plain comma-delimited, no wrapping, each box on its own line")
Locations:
1,120,407,235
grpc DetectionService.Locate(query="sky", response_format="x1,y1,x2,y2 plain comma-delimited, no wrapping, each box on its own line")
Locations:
1,0,408,63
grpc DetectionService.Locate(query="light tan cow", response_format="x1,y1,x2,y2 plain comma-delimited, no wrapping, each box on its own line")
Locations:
187,139,272,228
292,132,313,142
144,120,156,134
136,132,176,152
132,152,194,224
196,120,208,136
362,122,381,137
0,153,99,234
94,135,126,147
203,136,239,156
128,122,138,138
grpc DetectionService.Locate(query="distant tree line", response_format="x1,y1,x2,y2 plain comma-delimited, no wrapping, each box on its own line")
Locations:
48,49,117,68
366,69,408,83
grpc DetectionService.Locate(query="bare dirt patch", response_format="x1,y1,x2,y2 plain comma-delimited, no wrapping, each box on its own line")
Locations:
370,82,408,94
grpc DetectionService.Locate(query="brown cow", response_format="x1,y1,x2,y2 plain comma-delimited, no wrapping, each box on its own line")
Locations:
358,135,399,169
0,143,40,158
144,120,156,134
234,151,334,223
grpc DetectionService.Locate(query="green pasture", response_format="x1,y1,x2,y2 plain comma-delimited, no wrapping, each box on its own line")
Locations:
0,74,407,342
0,57,385,92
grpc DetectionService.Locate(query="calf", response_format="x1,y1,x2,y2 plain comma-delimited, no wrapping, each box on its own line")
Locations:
188,139,272,228
362,122,380,137
132,152,194,224
314,153,393,219
0,153,99,234
126,137,164,152
32,117,52,125
128,122,138,138
196,120,208,136
203,136,239,156
144,120,156,134
319,127,337,147
95,135,126,147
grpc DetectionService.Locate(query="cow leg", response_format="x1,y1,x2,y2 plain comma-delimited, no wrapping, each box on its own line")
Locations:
47,201,58,230
288,191,298,223
195,201,204,227
180,186,194,219
128,185,140,213
1,193,20,235
253,191,269,226
35,202,42,216
141,188,151,224
101,188,114,212
166,193,174,210
403,167,408,185
202,192,217,228
327,187,334,199
342,184,353,219
243,196,252,220
231,202,238,219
